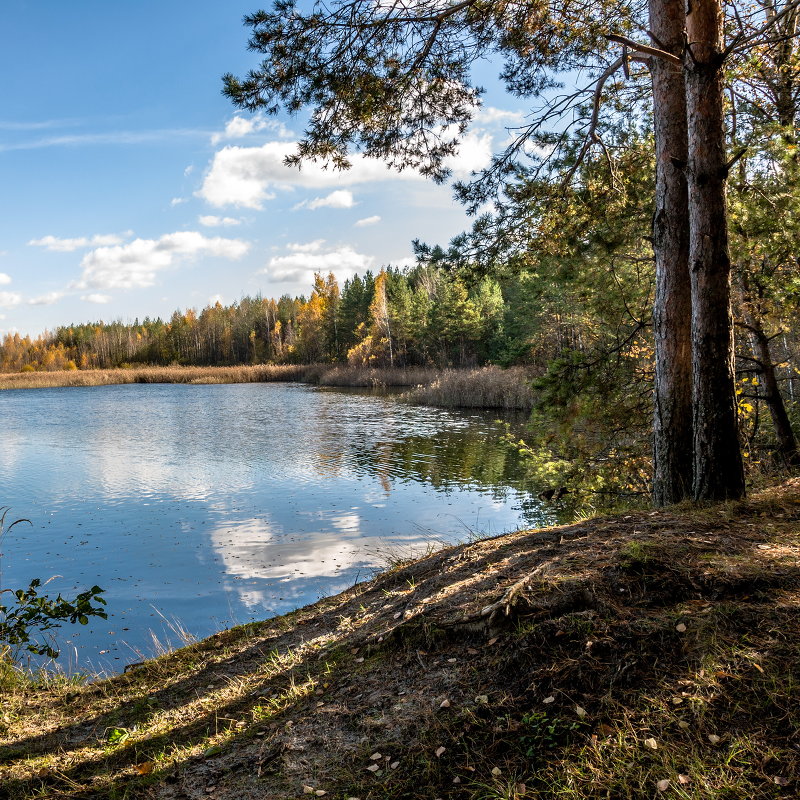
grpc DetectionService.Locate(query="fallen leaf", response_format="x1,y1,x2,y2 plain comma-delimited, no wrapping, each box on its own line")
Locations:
598,723,615,737
656,779,670,792
708,734,721,745
370,752,382,760
467,648,479,655
435,746,446,757
439,699,451,708
390,761,399,769
453,777,461,784
678,721,690,730
136,762,154,776
543,696,555,704
753,663,764,674
772,776,790,786
487,637,498,646
475,695,489,704
678,774,691,785
315,792,327,797
575,706,586,718
366,764,380,772
303,786,315,795
644,738,658,750
491,766,502,776
675,623,687,633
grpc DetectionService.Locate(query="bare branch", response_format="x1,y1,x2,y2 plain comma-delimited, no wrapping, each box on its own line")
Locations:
606,33,681,65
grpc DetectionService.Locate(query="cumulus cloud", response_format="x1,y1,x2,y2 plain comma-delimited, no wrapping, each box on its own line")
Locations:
198,142,420,209
28,232,131,252
261,241,374,284
82,293,112,304
211,115,292,145
198,215,242,227
0,291,22,308
170,197,188,206
0,272,11,285
475,106,526,125
443,131,493,179
300,190,355,210
74,231,250,291
354,215,381,227
28,292,63,306
287,240,326,253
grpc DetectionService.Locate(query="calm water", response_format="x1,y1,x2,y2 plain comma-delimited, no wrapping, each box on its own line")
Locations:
0,383,550,673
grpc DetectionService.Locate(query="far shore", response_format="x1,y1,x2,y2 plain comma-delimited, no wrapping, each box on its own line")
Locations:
0,363,536,409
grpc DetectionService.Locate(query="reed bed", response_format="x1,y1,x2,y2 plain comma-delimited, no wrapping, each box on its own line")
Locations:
0,363,535,409
401,365,536,409
315,365,440,387
0,364,323,391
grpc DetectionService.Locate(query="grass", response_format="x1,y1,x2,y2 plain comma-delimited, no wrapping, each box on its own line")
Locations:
2,478,799,798
0,363,535,409
401,366,536,409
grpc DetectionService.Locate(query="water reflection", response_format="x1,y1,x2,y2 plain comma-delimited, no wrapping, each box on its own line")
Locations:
0,383,551,671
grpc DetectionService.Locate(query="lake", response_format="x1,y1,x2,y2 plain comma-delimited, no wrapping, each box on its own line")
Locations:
0,382,551,673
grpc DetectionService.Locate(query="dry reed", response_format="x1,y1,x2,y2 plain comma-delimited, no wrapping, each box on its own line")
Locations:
400,365,536,409
0,363,536,409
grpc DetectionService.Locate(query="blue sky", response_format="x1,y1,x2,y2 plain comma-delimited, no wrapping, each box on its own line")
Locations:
0,1,525,337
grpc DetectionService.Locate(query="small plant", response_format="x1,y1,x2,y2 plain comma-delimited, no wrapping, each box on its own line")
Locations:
1,507,108,660
518,711,587,759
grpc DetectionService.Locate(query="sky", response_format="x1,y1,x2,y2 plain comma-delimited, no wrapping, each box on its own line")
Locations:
0,1,526,337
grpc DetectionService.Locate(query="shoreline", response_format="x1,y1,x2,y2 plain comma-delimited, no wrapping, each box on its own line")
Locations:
2,479,798,798
0,363,537,409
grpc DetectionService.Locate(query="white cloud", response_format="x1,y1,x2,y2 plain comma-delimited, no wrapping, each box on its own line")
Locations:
443,131,494,179
261,242,374,284
170,197,188,206
198,141,420,209
82,293,112,304
28,292,63,306
211,115,293,146
0,272,11,285
302,190,355,210
287,240,326,253
0,292,22,308
28,233,130,252
198,215,242,227
75,231,251,291
354,215,381,227
475,106,526,125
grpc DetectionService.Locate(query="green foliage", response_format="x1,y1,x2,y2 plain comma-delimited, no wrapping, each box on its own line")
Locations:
518,711,587,759
1,508,107,660
0,579,107,659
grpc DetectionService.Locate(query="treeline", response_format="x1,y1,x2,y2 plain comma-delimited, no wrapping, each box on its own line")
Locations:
0,267,536,372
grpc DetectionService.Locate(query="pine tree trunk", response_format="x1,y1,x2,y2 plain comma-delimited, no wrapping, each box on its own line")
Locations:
741,312,800,465
649,0,693,505
685,0,746,500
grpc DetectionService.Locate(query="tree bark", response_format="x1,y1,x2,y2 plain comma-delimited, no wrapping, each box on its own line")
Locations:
649,0,693,505
685,0,746,500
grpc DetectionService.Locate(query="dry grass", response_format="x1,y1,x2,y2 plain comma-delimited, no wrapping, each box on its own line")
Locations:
0,364,535,410
402,365,536,409
0,364,322,390
316,365,441,388
3,480,799,799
